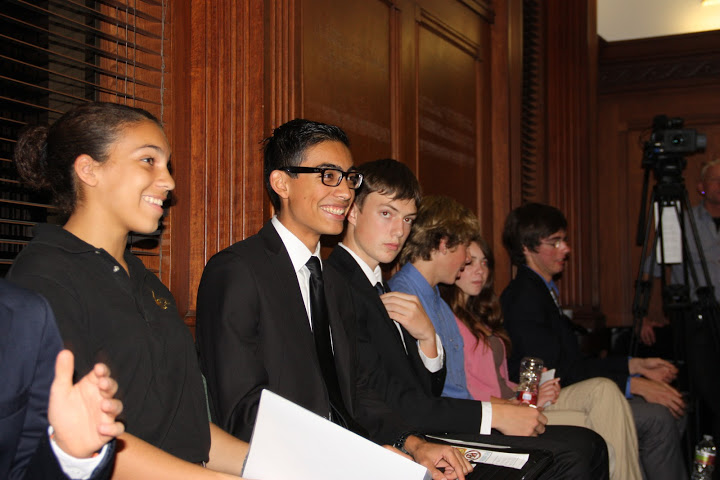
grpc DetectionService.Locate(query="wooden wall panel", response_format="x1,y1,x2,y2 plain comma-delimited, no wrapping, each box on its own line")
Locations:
415,9,482,214
301,0,395,161
298,0,496,236
597,31,720,327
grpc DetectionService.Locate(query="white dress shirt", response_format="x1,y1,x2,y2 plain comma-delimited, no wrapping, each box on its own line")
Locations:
272,216,322,327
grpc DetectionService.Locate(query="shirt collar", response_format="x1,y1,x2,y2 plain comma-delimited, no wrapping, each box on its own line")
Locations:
338,242,382,286
32,223,97,253
30,223,145,275
271,215,321,273
525,264,559,296
398,262,435,296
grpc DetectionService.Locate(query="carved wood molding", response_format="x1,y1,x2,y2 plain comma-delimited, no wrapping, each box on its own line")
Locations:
267,0,300,125
417,8,482,58
599,31,720,94
458,0,494,22
519,0,544,204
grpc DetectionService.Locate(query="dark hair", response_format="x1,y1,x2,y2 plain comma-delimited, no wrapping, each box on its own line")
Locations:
13,102,161,216
502,202,567,266
439,236,512,353
399,195,479,265
354,158,422,209
263,118,350,211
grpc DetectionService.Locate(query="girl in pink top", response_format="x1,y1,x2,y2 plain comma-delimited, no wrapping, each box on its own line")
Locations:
439,237,559,405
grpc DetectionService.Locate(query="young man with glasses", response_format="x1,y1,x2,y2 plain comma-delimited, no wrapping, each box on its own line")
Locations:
195,119,471,480
500,202,686,480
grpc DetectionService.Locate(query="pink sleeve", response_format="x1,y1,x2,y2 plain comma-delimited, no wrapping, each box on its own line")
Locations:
456,317,502,401
499,341,517,390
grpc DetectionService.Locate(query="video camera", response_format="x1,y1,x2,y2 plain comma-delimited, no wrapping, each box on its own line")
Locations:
642,115,707,178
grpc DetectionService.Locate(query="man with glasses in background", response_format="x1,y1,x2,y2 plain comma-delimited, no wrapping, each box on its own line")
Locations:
500,202,686,480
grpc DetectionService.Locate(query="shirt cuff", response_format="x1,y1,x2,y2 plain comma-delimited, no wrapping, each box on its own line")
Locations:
48,426,108,480
625,356,635,399
479,402,493,435
625,375,641,399
417,334,445,373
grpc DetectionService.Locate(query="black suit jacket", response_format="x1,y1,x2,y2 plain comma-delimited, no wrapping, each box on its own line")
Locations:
326,246,486,435
1,279,114,480
196,222,404,444
500,266,628,389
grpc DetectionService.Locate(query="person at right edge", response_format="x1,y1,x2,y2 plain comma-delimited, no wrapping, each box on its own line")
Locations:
501,202,687,480
642,157,720,465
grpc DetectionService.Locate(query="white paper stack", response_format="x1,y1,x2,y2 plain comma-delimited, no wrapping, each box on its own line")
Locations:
242,389,430,480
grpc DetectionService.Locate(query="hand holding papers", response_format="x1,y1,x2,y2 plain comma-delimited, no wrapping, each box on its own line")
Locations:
538,369,557,409
426,436,530,470
242,390,430,480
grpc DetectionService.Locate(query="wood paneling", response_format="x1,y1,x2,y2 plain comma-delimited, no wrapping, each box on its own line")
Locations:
489,0,520,292
301,0,395,161
297,0,496,246
597,31,720,327
533,0,599,328
416,8,482,212
167,0,266,331
164,0,513,328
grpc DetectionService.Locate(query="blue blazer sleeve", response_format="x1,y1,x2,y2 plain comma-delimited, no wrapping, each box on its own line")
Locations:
1,280,114,480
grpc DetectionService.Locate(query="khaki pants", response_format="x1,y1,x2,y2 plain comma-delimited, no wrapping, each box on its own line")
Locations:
544,377,641,480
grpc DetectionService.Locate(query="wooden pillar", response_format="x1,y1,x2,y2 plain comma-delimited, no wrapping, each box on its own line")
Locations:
167,0,266,330
543,0,599,325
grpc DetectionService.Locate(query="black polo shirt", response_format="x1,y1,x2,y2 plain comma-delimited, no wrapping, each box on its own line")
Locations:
8,224,210,463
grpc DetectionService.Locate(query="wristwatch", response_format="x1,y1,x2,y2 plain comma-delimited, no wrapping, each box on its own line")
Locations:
393,431,425,455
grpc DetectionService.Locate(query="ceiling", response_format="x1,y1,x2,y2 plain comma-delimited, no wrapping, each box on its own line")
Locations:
597,0,720,41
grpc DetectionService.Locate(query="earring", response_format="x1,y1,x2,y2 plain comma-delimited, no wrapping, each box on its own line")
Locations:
702,191,706,195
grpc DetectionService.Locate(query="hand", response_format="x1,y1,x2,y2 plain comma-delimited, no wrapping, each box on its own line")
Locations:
48,350,124,458
629,357,678,383
639,318,657,346
403,436,473,480
491,402,547,436
630,377,686,418
381,292,438,358
537,378,561,409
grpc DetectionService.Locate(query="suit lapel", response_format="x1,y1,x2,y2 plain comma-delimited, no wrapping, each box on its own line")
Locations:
330,247,407,352
258,223,316,347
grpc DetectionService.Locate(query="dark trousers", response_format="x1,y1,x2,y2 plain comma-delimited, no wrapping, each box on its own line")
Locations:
478,425,609,480
630,397,687,480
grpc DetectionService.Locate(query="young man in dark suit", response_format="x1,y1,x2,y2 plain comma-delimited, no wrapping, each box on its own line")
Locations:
1,279,123,480
195,119,471,480
500,202,686,480
326,159,609,479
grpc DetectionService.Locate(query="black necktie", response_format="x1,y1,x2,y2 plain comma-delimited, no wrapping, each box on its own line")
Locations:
305,257,367,438
373,280,406,349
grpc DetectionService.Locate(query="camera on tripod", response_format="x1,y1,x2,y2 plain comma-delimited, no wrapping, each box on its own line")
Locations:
642,115,707,177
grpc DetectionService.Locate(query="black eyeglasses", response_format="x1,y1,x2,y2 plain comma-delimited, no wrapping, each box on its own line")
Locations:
282,166,364,190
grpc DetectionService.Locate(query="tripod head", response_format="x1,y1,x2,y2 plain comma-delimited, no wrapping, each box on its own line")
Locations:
642,115,707,184
636,115,707,246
